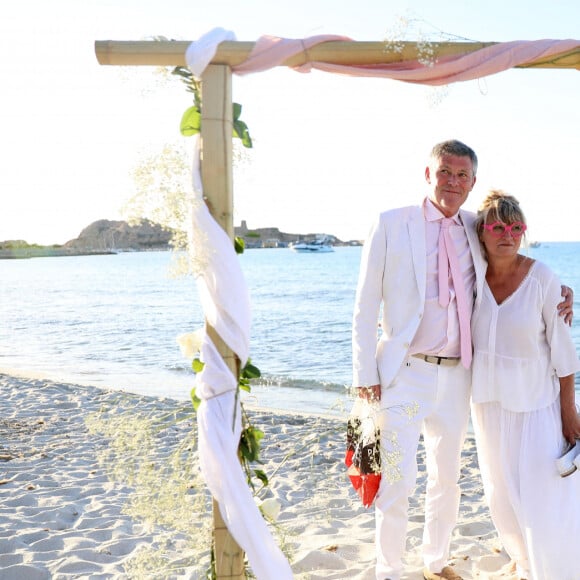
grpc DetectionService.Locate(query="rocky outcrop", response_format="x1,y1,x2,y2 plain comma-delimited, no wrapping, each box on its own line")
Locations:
64,219,174,251
0,219,359,259
0,219,174,259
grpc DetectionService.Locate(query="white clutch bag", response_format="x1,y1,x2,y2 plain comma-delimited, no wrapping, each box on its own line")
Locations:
556,441,580,477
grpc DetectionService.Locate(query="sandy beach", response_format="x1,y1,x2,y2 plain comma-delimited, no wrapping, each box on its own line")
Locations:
0,373,518,579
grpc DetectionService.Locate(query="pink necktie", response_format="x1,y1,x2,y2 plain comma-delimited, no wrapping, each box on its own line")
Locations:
438,218,472,368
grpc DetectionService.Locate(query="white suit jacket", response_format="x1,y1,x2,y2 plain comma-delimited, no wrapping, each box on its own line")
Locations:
352,204,487,388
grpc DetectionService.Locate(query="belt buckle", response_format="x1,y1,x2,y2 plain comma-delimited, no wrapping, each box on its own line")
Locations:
413,353,459,367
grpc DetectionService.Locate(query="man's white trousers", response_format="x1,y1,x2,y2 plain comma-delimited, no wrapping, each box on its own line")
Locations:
374,356,471,580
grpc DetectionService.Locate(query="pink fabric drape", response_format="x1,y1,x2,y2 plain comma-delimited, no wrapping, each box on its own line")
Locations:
232,36,579,85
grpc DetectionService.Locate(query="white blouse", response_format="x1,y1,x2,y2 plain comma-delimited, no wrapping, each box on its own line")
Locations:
471,260,580,412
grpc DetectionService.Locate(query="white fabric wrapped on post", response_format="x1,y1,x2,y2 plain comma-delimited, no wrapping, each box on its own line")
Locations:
188,123,292,576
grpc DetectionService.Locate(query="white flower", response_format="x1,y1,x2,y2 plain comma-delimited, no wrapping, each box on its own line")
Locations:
176,329,204,360
257,498,281,522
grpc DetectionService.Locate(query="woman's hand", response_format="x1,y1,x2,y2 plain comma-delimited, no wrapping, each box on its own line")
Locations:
561,406,580,445
560,375,580,445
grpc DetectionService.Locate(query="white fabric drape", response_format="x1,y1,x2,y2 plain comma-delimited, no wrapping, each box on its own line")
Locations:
186,34,293,573
185,27,236,78
189,128,292,578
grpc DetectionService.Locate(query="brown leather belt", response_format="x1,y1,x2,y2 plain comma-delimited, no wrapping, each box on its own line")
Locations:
412,353,461,367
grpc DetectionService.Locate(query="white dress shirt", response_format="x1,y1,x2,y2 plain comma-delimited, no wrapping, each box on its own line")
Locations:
411,199,475,358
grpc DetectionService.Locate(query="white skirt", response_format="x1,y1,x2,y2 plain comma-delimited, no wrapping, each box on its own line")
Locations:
472,398,580,580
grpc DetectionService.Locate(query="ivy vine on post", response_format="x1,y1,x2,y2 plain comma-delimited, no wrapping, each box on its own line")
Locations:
172,66,253,147
191,359,268,491
172,65,250,255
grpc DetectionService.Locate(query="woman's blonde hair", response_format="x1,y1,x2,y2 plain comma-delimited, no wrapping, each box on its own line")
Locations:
475,189,527,238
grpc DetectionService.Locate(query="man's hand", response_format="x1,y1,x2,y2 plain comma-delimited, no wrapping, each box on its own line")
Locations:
559,285,574,326
357,385,381,402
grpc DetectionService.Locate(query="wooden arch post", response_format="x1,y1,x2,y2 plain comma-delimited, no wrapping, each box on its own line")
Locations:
200,64,245,579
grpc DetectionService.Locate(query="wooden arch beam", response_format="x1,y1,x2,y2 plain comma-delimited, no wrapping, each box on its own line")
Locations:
95,39,580,69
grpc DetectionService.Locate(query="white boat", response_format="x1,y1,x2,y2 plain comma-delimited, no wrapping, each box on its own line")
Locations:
290,237,334,253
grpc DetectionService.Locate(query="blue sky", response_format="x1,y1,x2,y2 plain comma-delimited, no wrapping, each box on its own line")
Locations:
1,0,579,244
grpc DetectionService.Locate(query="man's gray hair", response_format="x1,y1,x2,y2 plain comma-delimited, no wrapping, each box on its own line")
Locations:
430,140,478,175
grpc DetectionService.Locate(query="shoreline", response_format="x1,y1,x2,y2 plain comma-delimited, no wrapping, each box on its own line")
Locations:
0,248,119,259
0,373,517,579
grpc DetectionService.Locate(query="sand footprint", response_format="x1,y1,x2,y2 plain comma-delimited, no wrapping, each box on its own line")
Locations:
473,553,515,579
456,520,495,538
0,563,50,579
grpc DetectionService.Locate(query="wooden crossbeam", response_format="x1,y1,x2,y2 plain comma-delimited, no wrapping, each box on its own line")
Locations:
95,39,580,69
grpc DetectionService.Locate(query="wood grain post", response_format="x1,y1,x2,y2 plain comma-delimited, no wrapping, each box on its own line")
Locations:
200,64,245,580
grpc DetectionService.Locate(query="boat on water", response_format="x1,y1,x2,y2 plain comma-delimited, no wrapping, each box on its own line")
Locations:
529,241,541,248
290,237,334,253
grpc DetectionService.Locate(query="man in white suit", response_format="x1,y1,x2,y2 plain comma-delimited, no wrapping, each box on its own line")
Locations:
352,139,571,580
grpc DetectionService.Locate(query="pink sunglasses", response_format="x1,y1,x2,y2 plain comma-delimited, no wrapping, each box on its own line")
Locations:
482,221,527,238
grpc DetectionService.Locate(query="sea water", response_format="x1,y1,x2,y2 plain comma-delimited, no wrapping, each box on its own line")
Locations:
1,243,579,416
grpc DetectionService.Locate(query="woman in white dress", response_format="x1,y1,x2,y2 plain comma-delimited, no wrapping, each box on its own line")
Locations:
471,190,580,580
